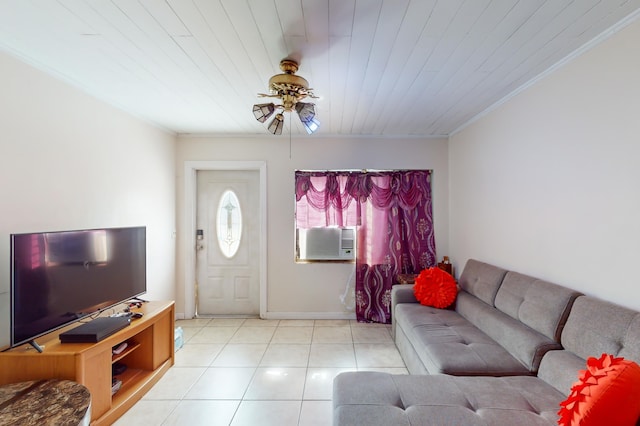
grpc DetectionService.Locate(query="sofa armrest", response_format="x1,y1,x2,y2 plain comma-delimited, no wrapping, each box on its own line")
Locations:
392,284,418,305
391,284,417,340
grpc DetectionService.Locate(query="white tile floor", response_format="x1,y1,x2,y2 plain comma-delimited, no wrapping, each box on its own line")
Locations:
113,318,407,426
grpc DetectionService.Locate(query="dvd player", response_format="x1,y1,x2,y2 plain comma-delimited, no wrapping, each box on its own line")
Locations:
60,317,131,343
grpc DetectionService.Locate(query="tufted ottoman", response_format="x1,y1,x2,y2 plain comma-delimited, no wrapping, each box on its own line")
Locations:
333,371,564,426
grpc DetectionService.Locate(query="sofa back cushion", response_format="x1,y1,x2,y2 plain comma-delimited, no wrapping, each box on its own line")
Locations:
539,296,640,395
457,291,562,373
494,272,581,342
457,259,507,306
562,296,640,362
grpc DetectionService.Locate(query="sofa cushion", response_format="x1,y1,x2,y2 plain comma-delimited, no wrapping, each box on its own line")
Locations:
494,272,580,341
539,296,640,396
457,290,562,373
561,296,640,362
537,350,587,397
457,259,507,306
558,353,640,426
395,295,533,375
413,267,457,308
334,371,564,426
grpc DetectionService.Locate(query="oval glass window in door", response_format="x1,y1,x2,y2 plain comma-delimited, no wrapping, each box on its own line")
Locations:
216,189,242,258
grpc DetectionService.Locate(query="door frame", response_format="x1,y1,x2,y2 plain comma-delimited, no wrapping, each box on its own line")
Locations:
184,160,267,319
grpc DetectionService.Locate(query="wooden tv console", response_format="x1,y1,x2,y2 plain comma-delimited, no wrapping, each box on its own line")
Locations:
0,301,175,426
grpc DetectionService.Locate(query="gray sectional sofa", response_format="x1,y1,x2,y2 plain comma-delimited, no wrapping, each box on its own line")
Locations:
333,259,640,425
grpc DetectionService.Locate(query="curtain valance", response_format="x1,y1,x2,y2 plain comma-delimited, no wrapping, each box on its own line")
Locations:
295,170,432,220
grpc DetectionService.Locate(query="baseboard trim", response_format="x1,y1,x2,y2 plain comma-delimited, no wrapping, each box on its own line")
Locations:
175,311,357,321
262,311,356,320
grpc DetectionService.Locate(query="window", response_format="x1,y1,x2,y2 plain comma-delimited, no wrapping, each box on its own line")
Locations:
216,189,242,258
295,169,436,323
295,171,358,262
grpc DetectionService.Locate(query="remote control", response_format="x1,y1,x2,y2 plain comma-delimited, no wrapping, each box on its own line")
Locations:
112,342,128,355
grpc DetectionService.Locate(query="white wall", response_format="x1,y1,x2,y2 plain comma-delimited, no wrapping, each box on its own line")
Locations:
0,50,177,349
176,136,449,319
449,18,640,310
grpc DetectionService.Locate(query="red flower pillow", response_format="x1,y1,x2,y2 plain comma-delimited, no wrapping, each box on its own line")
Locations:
413,267,457,309
558,353,640,426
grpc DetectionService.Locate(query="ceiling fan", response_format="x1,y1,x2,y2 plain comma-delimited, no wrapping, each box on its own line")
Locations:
252,59,320,135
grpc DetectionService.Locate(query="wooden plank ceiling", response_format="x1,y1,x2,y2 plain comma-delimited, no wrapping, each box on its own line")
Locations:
0,0,638,136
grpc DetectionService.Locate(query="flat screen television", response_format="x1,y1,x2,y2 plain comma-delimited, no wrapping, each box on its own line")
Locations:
8,226,146,350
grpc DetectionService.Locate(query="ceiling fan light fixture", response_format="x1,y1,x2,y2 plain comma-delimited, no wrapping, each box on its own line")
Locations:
295,102,319,134
295,102,315,121
301,117,320,134
267,113,284,135
254,59,320,135
253,103,276,123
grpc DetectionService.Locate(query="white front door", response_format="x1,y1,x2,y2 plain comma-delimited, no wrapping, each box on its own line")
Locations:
196,170,260,316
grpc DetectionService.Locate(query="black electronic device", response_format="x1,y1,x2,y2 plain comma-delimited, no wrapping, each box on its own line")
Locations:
59,316,131,343
112,361,128,376
7,226,147,350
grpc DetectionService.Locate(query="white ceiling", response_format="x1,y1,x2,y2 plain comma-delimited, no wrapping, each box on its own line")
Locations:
1,0,639,137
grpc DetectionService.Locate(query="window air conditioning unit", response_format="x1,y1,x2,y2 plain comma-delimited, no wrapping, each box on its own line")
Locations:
297,227,355,261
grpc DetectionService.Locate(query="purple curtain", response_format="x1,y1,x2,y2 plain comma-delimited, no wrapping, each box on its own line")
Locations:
295,170,436,323
295,172,358,228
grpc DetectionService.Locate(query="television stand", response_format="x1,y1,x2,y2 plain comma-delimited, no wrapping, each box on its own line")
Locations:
0,301,174,426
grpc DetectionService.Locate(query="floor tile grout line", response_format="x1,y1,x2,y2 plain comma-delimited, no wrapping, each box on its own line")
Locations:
222,320,272,425
350,321,359,370
164,320,406,425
